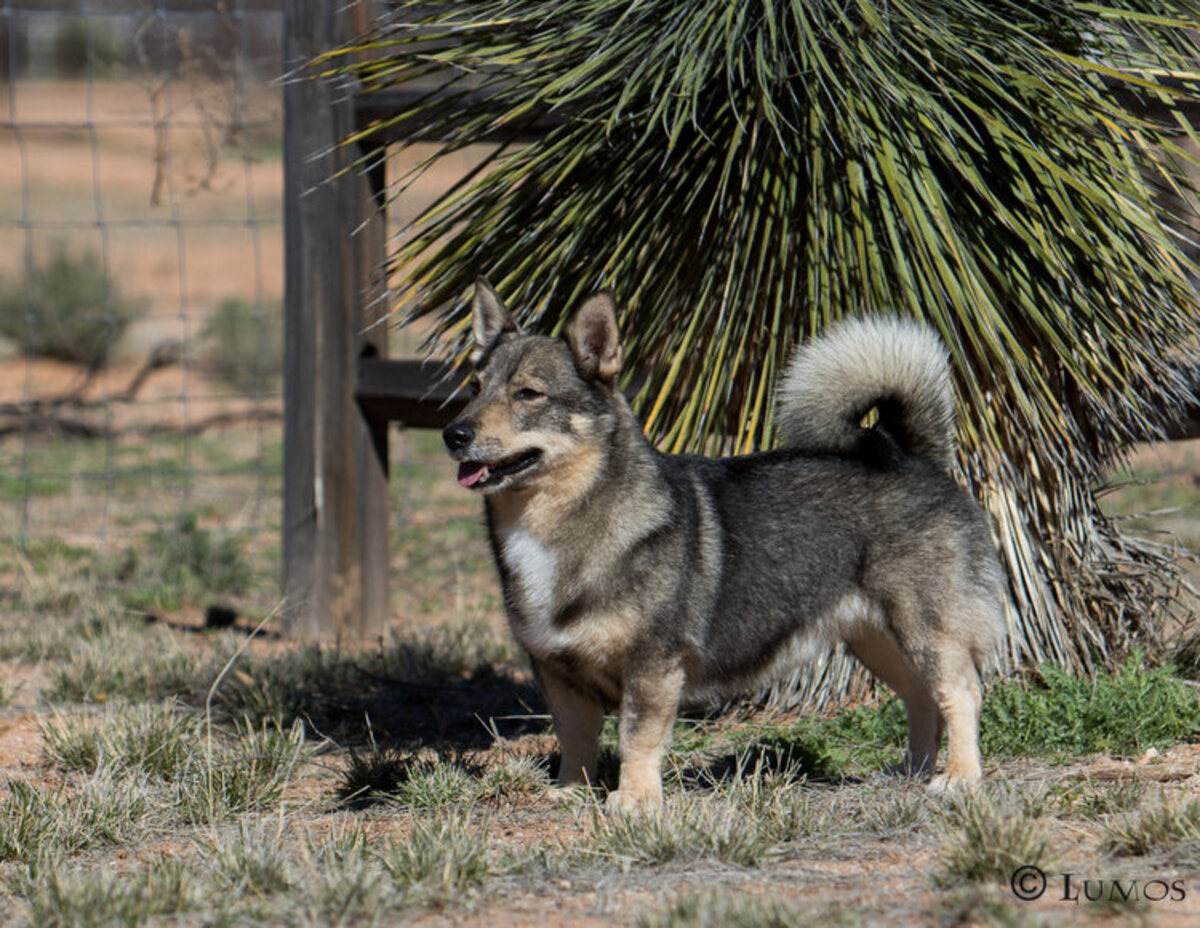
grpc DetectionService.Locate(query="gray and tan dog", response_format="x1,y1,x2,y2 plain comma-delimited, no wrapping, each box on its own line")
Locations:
443,280,1005,809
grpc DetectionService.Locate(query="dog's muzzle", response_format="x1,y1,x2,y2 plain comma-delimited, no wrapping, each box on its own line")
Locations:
441,420,543,490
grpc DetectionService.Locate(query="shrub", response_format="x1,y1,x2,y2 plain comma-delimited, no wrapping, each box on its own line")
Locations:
53,18,123,78
201,298,283,396
0,241,145,369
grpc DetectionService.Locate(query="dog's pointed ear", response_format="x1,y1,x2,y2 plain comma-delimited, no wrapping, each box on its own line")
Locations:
471,278,520,364
566,291,622,384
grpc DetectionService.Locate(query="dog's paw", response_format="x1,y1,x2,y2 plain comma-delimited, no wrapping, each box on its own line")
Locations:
604,788,658,814
927,773,980,796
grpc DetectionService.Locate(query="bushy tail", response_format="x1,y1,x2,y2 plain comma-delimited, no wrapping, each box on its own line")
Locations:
775,316,956,470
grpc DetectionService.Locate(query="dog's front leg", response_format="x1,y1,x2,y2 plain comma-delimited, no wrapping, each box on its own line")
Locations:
607,663,685,812
535,661,604,788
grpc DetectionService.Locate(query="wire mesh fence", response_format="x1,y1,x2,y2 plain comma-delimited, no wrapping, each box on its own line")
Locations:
1,0,283,541
0,1,502,634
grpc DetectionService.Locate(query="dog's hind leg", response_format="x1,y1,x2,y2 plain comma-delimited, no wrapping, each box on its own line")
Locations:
847,627,942,776
535,662,604,788
927,650,984,791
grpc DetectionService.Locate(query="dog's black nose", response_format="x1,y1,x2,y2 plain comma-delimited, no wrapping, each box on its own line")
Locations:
442,422,475,453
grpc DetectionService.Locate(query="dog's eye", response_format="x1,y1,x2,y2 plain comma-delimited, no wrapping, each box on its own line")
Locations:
469,379,482,397
514,387,543,402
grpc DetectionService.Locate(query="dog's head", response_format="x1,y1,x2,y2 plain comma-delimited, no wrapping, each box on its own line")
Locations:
441,279,624,495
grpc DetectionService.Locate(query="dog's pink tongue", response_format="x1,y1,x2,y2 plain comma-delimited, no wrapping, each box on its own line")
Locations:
457,462,486,487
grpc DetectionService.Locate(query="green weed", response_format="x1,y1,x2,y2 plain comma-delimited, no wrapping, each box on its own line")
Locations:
726,697,907,779
698,656,1200,784
115,513,252,611
982,655,1200,757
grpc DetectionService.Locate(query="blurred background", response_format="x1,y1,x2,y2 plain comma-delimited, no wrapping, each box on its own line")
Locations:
0,0,501,639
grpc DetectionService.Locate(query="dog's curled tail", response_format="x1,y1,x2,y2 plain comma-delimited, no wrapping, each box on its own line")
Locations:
775,316,956,470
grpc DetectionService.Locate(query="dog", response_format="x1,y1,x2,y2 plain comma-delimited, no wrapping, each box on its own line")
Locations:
442,279,1006,809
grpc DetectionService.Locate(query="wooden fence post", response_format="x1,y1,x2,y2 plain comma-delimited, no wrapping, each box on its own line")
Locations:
282,0,388,641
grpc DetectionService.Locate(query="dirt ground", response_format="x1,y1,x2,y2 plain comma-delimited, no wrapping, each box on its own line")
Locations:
4,621,1200,927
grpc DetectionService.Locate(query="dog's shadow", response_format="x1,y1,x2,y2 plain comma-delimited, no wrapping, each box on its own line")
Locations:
351,662,547,749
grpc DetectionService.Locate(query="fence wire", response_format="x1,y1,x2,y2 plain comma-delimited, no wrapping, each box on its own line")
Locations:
0,1,287,613
0,1,502,634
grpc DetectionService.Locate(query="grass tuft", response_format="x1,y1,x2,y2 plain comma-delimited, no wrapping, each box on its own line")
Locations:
41,700,201,779
19,858,196,928
199,819,295,898
296,826,390,920
379,809,492,905
44,608,218,704
639,891,858,928
477,755,551,801
0,770,155,864
174,719,310,823
1103,793,1200,860
586,795,774,868
936,788,1051,886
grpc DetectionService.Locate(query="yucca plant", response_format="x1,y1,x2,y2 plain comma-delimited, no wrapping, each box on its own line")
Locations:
321,1,1200,693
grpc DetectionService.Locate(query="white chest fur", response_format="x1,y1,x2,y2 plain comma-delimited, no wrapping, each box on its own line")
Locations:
499,528,563,651
496,524,636,666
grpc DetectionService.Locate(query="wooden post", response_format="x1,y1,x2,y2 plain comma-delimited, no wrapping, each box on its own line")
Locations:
282,0,388,641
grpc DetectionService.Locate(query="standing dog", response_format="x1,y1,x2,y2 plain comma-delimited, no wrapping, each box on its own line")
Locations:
443,280,1005,809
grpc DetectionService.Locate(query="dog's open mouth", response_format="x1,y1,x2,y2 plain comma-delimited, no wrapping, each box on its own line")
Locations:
457,449,543,489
